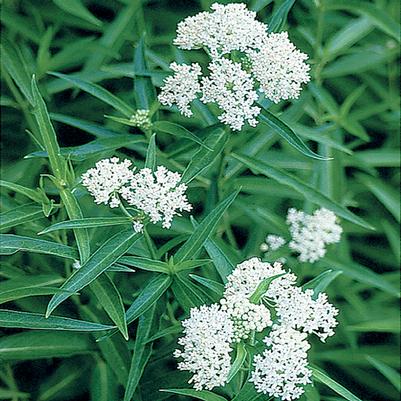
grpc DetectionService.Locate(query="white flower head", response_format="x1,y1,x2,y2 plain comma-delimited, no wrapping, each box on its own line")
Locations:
130,109,152,130
220,297,272,342
174,3,268,58
251,326,312,401
120,166,192,229
263,234,286,252
81,157,134,208
249,32,310,103
158,62,202,117
174,304,234,390
201,58,260,130
287,208,342,263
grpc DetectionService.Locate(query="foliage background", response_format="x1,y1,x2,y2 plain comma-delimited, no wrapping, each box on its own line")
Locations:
0,0,400,401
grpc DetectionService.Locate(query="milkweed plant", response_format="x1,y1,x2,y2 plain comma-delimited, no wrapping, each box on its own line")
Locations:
1,1,399,401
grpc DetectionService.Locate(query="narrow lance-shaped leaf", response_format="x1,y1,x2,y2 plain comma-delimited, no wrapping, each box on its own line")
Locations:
0,331,93,361
161,389,228,401
0,179,44,203
258,107,329,160
124,304,156,401
46,229,141,317
232,153,374,230
59,187,91,263
181,126,228,183
0,203,44,231
90,274,128,340
174,189,239,263
145,133,157,170
302,270,342,298
133,36,156,109
39,217,132,234
0,309,115,331
268,0,296,33
52,0,102,27
49,72,133,117
0,234,78,259
153,121,211,149
311,365,362,401
227,342,247,382
31,76,66,180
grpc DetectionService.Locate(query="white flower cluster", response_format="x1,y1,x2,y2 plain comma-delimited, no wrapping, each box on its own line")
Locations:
82,158,191,232
120,166,192,230
175,257,338,399
159,3,310,130
158,62,202,117
174,304,234,391
250,327,312,400
129,109,152,129
287,208,343,263
81,157,134,208
260,234,286,252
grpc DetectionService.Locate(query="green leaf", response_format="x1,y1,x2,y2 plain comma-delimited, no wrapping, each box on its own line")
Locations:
125,274,172,325
174,190,239,263
302,270,342,297
174,259,211,273
268,0,296,33
153,121,211,149
0,41,34,105
0,203,44,231
90,359,119,401
144,324,182,344
27,135,146,161
0,309,114,331
258,108,329,160
325,0,400,42
0,234,78,259
311,365,362,401
189,274,224,297
49,72,133,117
0,275,64,304
0,179,43,203
38,359,89,401
133,36,156,109
161,388,228,401
348,318,400,333
53,0,102,27
0,332,92,361
145,133,157,170
232,382,265,401
58,187,91,263
39,217,132,234
0,389,29,399
181,126,228,183
124,304,156,401
232,153,374,230
118,256,170,273
46,230,141,316
31,76,66,180
357,174,400,222
366,356,401,391
249,273,285,303
90,274,128,340
321,257,400,297
172,274,211,311
227,342,247,382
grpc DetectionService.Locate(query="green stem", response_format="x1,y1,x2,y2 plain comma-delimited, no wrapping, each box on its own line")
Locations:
143,226,157,260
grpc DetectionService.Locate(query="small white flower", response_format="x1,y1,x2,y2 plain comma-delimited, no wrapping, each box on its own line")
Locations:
249,32,310,103
174,304,234,390
81,157,134,208
251,327,312,401
132,220,144,233
129,109,152,129
221,297,272,342
287,208,342,263
120,166,192,229
264,234,286,251
158,62,202,117
174,3,268,58
72,260,81,269
201,59,260,130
